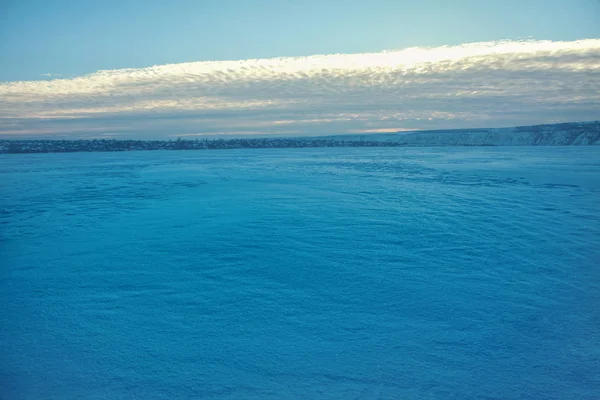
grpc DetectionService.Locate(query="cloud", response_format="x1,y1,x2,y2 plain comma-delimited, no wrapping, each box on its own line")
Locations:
40,73,63,78
1,39,599,138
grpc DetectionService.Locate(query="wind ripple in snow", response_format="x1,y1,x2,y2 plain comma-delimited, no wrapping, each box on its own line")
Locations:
1,147,599,399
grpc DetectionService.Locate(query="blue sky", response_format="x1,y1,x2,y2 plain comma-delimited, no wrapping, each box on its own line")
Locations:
1,0,599,138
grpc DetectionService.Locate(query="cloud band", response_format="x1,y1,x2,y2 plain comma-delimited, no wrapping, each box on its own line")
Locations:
1,39,599,138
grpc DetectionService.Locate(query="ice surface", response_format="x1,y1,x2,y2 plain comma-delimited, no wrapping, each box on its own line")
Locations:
1,147,600,399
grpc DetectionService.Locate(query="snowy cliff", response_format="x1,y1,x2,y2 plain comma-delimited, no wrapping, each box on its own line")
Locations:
322,121,600,146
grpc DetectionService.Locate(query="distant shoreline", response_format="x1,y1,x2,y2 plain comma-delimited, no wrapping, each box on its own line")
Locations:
0,138,411,154
1,121,598,154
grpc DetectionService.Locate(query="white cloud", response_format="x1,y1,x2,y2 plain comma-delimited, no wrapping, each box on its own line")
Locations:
1,39,599,138
40,73,63,78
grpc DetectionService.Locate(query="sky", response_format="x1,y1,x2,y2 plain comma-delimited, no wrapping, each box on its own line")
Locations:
1,0,599,139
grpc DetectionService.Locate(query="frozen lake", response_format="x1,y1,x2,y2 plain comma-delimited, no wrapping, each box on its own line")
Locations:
1,147,599,399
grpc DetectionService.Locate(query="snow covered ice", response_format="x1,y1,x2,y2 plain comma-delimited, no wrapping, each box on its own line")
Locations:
1,147,599,399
